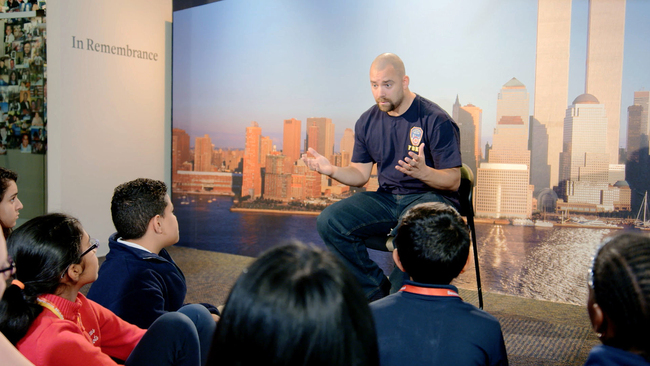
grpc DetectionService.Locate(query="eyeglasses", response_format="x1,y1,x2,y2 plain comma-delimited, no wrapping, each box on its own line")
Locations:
60,238,99,279
80,238,100,258
0,257,15,279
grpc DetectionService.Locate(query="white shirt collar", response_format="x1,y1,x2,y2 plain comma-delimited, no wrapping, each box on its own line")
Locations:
116,237,153,254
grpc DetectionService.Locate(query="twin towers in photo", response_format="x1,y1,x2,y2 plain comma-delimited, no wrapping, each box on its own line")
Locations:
457,0,631,219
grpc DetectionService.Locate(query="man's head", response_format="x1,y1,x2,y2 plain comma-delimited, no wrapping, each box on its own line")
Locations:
393,202,470,285
370,53,409,114
111,178,178,245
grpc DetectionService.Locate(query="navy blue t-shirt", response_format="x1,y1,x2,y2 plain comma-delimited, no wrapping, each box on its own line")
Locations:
352,94,462,198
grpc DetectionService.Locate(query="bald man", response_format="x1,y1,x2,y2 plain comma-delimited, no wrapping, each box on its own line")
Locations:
302,53,462,301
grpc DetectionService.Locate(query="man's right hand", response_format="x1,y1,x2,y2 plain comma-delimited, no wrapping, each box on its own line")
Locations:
302,148,334,176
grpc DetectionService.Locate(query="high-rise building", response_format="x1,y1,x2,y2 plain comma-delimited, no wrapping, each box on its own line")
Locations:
194,134,213,172
475,163,533,219
306,124,319,155
559,94,609,185
475,79,533,218
585,0,626,165
558,94,620,211
264,154,292,202
283,118,302,164
490,79,531,168
340,128,355,167
260,136,273,169
627,91,650,161
634,91,650,135
243,121,262,198
306,117,335,162
497,78,530,140
627,104,644,161
530,0,572,194
172,128,190,173
452,96,482,175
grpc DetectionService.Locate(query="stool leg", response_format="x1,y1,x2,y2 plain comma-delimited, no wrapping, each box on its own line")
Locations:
466,213,483,309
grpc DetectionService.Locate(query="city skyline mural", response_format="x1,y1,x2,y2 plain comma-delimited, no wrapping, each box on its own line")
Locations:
172,0,650,305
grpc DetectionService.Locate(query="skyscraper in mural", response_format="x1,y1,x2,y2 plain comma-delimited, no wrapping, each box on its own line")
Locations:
172,128,190,173
490,79,531,168
557,94,628,211
243,121,262,198
530,0,572,195
452,96,482,175
260,136,273,168
264,154,292,201
283,118,302,164
340,128,354,167
585,0,626,165
194,134,213,172
627,91,650,161
306,117,335,162
475,79,533,218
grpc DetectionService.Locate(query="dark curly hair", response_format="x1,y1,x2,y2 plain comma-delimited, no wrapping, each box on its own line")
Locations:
111,178,168,240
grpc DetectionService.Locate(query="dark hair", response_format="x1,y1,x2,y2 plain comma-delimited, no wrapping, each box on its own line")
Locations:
0,167,18,238
111,178,168,240
0,213,84,345
590,232,650,360
394,202,470,284
207,242,379,366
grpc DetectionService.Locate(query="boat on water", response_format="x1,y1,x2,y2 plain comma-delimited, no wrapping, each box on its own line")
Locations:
512,218,535,227
635,191,650,230
534,220,554,228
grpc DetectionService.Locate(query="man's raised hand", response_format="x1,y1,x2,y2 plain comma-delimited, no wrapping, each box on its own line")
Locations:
302,148,334,176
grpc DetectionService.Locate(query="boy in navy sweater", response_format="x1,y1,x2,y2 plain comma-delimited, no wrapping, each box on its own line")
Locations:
88,178,219,328
370,202,508,366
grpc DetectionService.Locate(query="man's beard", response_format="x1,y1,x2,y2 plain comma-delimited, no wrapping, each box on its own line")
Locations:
376,96,403,113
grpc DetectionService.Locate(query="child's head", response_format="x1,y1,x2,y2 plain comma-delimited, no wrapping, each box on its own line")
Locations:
394,202,470,284
209,241,378,366
0,213,90,344
588,232,650,359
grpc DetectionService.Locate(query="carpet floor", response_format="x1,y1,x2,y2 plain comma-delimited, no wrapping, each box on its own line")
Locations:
86,245,599,365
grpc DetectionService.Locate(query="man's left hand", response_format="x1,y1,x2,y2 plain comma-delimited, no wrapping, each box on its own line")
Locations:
395,143,430,180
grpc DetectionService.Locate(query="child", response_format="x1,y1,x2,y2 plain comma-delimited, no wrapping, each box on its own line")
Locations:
584,232,650,365
370,202,508,366
0,213,213,366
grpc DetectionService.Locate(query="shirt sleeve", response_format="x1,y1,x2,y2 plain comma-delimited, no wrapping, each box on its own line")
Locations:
351,116,373,164
40,322,126,366
428,118,462,170
110,269,170,329
90,298,146,360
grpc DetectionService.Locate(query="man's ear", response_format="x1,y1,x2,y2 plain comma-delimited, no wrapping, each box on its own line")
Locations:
402,75,410,90
393,249,406,273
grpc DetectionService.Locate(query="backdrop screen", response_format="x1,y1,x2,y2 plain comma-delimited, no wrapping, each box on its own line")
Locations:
172,0,650,305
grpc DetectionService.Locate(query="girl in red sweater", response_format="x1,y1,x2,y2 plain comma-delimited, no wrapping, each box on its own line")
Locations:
0,213,205,366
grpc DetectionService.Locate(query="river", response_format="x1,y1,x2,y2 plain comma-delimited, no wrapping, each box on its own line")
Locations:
174,194,616,305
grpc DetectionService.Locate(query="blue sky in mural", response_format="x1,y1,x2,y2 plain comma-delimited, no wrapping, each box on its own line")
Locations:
173,0,650,151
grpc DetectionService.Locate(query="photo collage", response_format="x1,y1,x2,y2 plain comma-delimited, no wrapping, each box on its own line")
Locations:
0,2,46,154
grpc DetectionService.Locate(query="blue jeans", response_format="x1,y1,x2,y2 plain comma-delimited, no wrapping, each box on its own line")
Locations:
317,191,452,299
126,304,215,366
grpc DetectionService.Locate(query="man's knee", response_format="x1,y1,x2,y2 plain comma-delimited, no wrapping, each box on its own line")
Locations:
317,203,337,236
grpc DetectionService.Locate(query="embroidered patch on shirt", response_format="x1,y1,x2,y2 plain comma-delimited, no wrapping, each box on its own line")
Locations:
409,126,423,151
